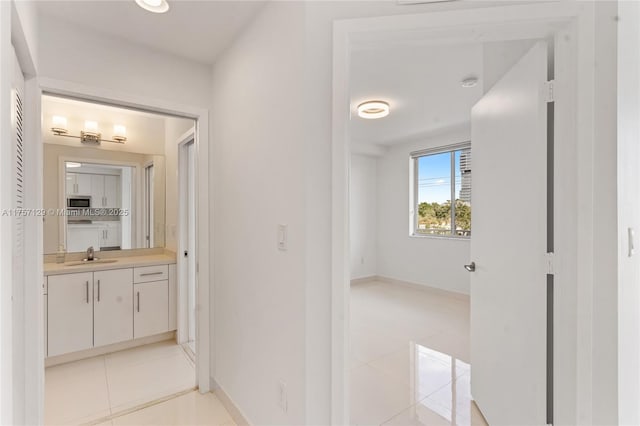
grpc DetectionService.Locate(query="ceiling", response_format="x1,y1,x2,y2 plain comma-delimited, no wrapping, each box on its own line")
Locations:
349,39,536,152
36,1,266,65
349,42,483,150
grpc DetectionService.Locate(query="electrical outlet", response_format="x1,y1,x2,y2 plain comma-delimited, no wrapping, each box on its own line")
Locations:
277,381,288,412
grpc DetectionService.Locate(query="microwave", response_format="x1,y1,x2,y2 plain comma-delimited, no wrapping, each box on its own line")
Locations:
67,196,91,209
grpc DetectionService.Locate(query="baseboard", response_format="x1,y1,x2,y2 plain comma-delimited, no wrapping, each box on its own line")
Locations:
211,378,251,426
45,331,176,367
368,275,470,301
350,275,378,286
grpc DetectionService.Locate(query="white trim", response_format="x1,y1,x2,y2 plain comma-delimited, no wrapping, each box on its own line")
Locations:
37,79,212,398
332,3,591,424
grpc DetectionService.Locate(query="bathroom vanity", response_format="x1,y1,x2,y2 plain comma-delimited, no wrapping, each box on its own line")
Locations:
43,252,177,364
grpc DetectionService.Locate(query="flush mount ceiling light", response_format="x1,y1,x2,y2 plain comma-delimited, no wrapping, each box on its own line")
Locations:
461,77,479,88
135,0,170,14
357,100,390,119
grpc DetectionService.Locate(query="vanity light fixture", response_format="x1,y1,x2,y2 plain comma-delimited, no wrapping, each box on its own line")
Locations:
357,100,390,119
135,0,170,14
51,116,68,135
113,125,127,143
50,116,127,145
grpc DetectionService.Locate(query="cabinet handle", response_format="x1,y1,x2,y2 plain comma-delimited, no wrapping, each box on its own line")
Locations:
86,281,89,303
97,280,100,302
140,272,163,277
137,292,140,312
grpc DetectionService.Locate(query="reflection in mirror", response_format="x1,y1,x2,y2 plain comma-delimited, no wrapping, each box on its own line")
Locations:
42,94,193,255
61,159,165,252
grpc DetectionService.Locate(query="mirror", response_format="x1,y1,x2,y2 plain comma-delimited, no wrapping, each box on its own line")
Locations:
42,95,193,255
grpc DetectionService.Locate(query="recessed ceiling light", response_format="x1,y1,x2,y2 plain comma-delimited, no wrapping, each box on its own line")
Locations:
135,0,170,14
461,77,478,88
357,101,390,119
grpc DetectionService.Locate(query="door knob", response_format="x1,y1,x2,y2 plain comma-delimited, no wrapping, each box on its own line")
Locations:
464,262,476,272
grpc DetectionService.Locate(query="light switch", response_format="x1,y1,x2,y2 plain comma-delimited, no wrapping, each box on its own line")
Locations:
629,227,635,257
277,224,288,251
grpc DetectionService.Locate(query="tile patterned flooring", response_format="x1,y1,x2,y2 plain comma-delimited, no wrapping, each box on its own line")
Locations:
46,280,487,425
350,280,488,426
45,340,233,425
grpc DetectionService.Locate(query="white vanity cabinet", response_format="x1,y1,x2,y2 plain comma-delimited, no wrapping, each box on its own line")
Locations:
46,261,176,359
134,265,169,339
47,272,94,357
93,269,133,347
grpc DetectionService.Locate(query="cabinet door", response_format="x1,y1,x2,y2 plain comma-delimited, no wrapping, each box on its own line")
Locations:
134,280,168,339
47,272,93,356
90,174,104,207
94,269,133,347
104,222,121,247
76,173,92,196
66,173,77,195
104,175,120,207
67,225,102,253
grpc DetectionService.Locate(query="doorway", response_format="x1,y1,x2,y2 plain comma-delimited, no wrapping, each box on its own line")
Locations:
334,4,583,426
36,81,210,421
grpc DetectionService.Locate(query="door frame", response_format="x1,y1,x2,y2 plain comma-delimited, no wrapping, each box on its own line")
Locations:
36,78,212,396
176,129,195,347
331,3,596,424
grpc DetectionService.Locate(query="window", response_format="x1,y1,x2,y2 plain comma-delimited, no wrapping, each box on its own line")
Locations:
411,142,471,237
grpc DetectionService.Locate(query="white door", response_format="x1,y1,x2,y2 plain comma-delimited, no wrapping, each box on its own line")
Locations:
94,269,133,346
186,141,196,350
134,281,169,339
178,138,197,352
470,41,549,425
47,272,94,356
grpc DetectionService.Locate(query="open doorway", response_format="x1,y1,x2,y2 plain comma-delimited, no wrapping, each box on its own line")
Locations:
41,94,201,425
342,14,568,426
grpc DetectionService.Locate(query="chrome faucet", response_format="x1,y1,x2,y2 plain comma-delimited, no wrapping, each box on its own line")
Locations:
86,246,95,261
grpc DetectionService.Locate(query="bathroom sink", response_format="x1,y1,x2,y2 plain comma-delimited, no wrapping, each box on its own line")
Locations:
64,259,119,267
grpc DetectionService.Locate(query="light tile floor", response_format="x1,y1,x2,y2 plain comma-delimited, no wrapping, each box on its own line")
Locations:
350,280,488,426
45,340,218,425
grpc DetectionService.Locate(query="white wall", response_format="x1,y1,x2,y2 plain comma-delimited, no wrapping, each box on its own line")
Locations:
617,1,640,424
210,2,307,424
37,14,211,109
376,127,471,295
350,154,378,280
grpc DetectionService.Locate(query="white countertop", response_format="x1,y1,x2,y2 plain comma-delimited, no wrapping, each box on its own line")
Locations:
44,254,176,276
